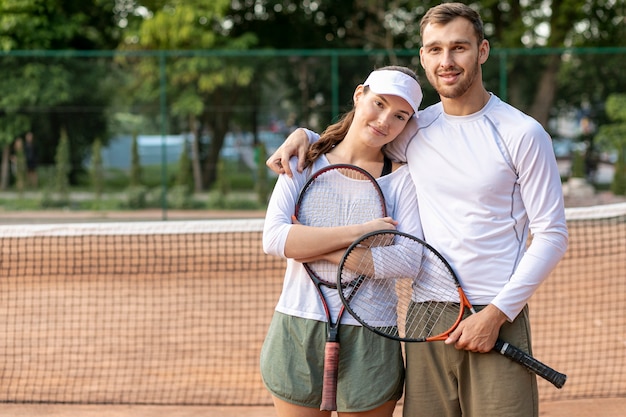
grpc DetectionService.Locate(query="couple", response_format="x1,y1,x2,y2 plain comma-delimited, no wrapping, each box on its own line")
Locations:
262,3,568,417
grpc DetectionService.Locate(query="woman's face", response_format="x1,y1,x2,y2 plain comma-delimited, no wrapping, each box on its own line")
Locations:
352,86,413,148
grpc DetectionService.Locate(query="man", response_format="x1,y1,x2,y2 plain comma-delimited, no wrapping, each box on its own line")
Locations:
266,3,568,417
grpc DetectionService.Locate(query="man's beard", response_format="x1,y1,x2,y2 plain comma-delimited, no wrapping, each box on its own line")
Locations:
428,60,480,99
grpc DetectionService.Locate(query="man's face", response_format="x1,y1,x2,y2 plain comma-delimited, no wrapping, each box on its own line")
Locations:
419,17,488,100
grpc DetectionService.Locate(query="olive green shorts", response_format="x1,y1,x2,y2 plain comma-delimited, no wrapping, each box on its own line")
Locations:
260,311,404,412
403,305,538,417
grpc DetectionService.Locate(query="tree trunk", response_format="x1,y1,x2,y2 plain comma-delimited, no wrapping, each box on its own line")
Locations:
188,115,203,193
203,109,230,188
297,59,311,127
1,144,11,190
528,53,562,129
201,86,240,189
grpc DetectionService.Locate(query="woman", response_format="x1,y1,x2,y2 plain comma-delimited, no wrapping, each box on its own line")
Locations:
261,66,423,417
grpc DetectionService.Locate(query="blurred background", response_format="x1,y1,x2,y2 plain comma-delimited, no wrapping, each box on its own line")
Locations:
1,0,625,214
0,3,625,416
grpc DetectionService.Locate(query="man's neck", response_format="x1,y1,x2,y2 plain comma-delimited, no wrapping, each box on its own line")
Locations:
441,88,491,116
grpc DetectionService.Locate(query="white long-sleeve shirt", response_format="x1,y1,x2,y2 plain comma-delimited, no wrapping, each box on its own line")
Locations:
385,94,568,320
263,155,422,326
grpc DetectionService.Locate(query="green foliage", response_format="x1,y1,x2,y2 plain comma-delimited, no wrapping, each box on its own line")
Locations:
0,0,118,172
0,0,120,50
211,159,256,191
129,133,142,187
2,0,625,206
0,114,29,148
216,159,230,195
169,140,194,208
570,150,586,178
605,95,626,125
167,185,195,209
175,140,193,191
13,139,26,194
103,168,130,189
0,196,42,210
206,157,262,209
206,191,264,210
139,165,163,188
595,94,626,196
124,185,149,209
230,174,256,190
119,0,258,192
612,148,626,196
79,198,121,211
255,142,270,204
53,128,71,203
90,139,104,199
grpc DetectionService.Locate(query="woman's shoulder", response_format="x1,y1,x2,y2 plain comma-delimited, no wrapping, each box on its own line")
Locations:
378,163,411,186
390,161,408,174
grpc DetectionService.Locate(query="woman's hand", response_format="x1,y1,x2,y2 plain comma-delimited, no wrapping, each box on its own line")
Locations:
360,217,398,235
291,217,398,264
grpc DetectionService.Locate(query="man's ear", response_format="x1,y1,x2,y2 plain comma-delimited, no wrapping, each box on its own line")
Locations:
478,40,490,64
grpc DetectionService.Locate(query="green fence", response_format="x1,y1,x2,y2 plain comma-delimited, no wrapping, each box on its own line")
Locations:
1,47,625,216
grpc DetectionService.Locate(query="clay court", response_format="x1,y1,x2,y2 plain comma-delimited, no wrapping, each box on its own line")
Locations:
0,208,624,416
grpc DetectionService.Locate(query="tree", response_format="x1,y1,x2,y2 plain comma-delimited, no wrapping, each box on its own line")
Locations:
129,133,142,187
54,128,71,203
90,139,104,201
126,132,147,208
170,138,194,208
226,1,626,129
0,114,29,190
570,149,586,179
255,141,269,204
595,94,626,196
118,0,257,190
224,1,419,127
12,137,26,195
174,139,192,192
0,0,120,186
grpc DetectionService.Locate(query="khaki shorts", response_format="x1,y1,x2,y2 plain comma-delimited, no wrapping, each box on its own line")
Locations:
260,311,404,412
403,305,538,417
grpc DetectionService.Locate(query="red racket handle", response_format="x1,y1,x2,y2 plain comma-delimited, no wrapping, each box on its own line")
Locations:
320,341,340,411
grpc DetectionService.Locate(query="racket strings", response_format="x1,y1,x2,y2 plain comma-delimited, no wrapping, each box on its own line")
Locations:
298,168,386,286
340,232,462,340
300,187,383,227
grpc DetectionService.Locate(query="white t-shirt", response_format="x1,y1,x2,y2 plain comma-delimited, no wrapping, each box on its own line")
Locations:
263,155,422,326
385,94,568,320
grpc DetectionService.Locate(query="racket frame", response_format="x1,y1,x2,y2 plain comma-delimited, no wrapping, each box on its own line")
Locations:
337,229,568,389
294,164,387,410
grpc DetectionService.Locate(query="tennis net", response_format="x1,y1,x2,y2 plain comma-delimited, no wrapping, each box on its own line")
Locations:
0,203,624,405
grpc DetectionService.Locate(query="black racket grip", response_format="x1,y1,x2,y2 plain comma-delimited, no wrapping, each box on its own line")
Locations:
320,341,340,411
494,339,567,388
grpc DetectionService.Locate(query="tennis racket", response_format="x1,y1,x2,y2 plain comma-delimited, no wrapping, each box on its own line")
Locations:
295,163,387,411
337,230,567,389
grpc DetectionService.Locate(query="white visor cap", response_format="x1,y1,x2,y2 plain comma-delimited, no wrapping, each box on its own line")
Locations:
363,70,423,117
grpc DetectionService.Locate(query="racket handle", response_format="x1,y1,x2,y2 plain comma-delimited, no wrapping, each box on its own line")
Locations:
320,341,340,411
494,339,567,388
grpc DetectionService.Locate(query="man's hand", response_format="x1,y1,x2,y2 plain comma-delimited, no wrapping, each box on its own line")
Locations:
444,304,508,353
265,128,311,177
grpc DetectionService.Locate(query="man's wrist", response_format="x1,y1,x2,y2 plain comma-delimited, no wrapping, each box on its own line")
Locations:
485,303,509,325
